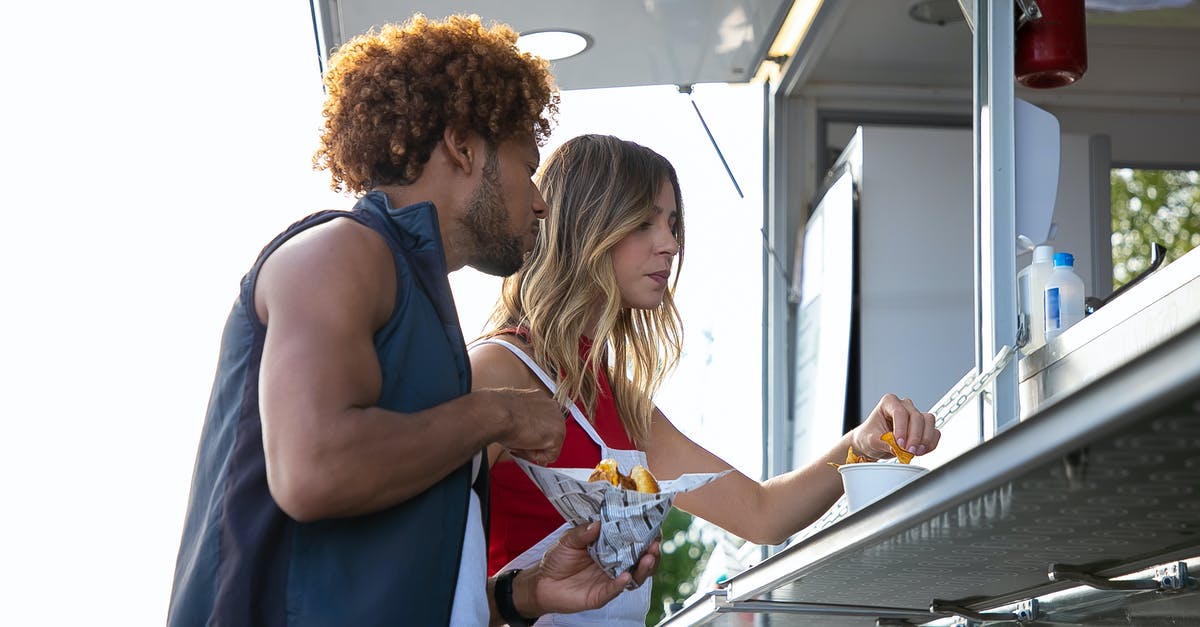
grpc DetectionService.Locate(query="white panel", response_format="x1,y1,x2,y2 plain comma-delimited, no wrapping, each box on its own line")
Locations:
791,170,856,468
1047,134,1102,295
857,126,976,416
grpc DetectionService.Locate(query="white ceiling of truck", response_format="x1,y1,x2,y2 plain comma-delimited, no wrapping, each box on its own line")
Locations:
312,0,794,90
311,1,1200,100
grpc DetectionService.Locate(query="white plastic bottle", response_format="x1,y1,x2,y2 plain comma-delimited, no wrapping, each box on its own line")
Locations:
1043,252,1085,341
1017,245,1055,352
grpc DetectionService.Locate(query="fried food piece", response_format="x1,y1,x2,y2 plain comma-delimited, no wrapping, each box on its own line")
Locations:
827,446,872,469
880,432,914,464
588,458,621,486
588,459,659,493
630,465,660,494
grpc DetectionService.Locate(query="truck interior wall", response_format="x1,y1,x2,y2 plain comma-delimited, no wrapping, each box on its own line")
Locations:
1047,107,1200,167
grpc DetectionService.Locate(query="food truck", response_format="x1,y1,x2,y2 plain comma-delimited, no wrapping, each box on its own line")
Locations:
312,1,1200,623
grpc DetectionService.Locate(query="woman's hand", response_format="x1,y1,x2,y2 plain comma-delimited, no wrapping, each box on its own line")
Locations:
852,393,940,460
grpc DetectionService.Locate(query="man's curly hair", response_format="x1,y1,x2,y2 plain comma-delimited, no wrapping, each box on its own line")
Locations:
313,14,560,194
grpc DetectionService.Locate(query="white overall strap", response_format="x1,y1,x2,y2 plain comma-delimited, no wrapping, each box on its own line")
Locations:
469,338,608,449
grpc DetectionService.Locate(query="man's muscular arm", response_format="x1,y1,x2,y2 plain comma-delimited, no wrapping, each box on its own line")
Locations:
256,218,563,521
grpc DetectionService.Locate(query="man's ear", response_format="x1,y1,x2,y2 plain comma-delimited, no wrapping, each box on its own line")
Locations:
441,126,477,175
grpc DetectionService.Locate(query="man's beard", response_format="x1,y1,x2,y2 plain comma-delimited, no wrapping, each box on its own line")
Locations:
460,148,527,277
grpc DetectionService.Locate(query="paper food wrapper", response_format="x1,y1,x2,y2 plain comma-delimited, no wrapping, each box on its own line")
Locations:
513,449,729,578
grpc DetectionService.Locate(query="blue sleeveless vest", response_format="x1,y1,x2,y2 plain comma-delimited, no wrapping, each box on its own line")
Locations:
168,192,481,626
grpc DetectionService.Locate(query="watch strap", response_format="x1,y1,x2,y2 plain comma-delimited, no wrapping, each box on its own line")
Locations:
494,568,540,626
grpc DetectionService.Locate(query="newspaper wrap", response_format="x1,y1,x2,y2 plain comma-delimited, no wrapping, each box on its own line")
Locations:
514,448,729,578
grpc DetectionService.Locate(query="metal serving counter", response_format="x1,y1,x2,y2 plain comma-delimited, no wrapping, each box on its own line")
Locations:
660,249,1200,626
1020,246,1200,420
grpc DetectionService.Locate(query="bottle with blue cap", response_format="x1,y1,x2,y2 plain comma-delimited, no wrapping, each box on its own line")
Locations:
1043,251,1085,340
1017,244,1055,352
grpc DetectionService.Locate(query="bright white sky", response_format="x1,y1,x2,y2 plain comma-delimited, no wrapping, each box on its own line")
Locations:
1,2,762,624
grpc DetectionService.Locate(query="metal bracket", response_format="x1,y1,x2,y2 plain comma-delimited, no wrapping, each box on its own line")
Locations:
713,598,934,619
930,600,1015,624
1014,598,1040,623
1048,561,1194,592
1060,446,1090,489
1014,0,1042,29
1087,242,1167,315
959,0,1041,33
1155,562,1193,592
935,598,1037,624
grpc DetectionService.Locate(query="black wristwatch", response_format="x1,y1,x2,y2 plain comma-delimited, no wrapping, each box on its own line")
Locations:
494,568,540,626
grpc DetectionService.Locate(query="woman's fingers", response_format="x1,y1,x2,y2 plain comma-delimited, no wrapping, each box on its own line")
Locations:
921,412,940,453
876,394,938,456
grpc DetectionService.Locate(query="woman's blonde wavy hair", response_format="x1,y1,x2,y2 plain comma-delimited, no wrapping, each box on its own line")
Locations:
485,134,684,446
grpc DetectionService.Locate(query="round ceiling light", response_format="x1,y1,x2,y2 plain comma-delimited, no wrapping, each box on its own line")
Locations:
517,29,592,61
908,0,967,26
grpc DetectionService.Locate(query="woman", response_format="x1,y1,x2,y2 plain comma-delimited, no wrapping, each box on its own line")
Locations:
469,134,941,624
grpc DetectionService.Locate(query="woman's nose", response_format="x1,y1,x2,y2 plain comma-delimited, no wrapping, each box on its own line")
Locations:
532,190,549,219
659,228,680,255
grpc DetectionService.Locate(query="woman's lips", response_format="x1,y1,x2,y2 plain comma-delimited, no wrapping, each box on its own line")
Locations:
648,271,669,286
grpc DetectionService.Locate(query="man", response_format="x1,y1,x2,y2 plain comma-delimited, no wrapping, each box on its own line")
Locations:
168,14,657,626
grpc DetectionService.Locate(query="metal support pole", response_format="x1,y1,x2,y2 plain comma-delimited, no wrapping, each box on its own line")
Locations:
972,0,1019,439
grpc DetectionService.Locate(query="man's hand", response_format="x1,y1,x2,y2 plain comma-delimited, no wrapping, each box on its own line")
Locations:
506,522,661,620
853,393,941,460
488,388,568,466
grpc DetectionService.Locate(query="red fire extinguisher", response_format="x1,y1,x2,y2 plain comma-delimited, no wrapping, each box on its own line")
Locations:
1015,0,1088,89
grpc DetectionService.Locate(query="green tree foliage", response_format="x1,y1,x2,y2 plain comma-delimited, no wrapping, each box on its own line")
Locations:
1110,168,1200,289
646,509,715,625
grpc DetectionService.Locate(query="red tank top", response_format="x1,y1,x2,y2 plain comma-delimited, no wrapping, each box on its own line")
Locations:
486,332,637,575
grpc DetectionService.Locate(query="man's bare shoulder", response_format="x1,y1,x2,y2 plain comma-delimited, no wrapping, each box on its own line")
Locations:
255,213,394,326
275,213,383,259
